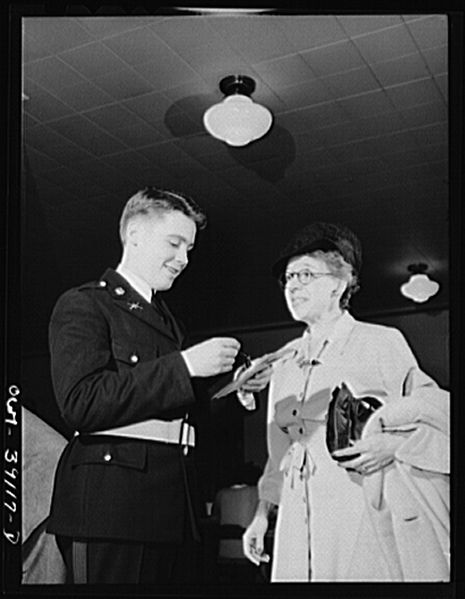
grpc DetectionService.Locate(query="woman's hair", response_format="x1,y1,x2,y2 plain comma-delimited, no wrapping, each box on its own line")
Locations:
310,249,360,309
119,186,207,245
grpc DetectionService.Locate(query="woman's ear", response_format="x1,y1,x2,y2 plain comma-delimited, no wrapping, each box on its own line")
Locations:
332,279,348,298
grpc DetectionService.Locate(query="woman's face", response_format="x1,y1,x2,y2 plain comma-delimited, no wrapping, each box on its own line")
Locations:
283,254,347,324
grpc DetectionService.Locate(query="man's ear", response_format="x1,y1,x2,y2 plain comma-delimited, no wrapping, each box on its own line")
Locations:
126,218,142,247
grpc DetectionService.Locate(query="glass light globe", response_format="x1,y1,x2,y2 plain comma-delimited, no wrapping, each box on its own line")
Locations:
203,95,273,147
400,273,440,303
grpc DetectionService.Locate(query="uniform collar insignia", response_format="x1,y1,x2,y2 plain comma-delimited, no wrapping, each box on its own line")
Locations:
128,301,143,311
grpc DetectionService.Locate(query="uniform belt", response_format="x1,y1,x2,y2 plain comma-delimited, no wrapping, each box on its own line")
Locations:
79,418,195,447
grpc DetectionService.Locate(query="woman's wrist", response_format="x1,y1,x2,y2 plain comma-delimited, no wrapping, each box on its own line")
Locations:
254,499,275,521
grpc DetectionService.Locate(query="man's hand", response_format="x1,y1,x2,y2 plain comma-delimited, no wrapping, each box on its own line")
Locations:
332,432,405,475
182,337,241,377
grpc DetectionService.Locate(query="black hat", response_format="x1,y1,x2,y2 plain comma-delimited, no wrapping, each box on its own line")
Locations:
272,222,362,279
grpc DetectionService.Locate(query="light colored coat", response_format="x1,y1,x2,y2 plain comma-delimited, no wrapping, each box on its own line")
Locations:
257,311,449,582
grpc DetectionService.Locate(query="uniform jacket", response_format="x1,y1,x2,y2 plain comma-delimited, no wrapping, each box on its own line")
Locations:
47,268,200,543
257,311,449,581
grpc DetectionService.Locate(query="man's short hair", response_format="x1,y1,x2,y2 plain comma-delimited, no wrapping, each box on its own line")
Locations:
119,187,207,245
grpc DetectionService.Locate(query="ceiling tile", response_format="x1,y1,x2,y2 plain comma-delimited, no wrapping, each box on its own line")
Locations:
162,158,209,180
434,74,447,100
59,42,128,79
337,15,403,37
83,103,147,130
274,78,331,111
102,26,174,65
278,102,347,134
369,130,421,155
93,66,155,100
188,151,234,171
49,79,114,112
321,66,380,98
420,143,448,164
123,91,173,125
22,112,40,130
40,166,106,194
174,38,249,80
25,146,62,172
353,25,418,64
137,141,191,164
422,46,447,76
131,58,199,91
252,54,315,89
398,101,447,129
301,40,364,76
406,16,448,50
276,16,346,52
160,80,214,103
158,107,203,138
76,16,150,38
173,134,229,158
22,33,54,63
337,89,395,118
370,51,430,86
413,123,448,147
381,147,432,169
148,16,214,52
397,162,444,183
356,112,406,137
47,115,129,156
385,78,443,109
25,126,95,165
23,17,94,55
22,85,75,122
111,122,167,147
209,17,292,62
312,121,366,147
328,139,388,163
100,150,151,172
24,56,87,92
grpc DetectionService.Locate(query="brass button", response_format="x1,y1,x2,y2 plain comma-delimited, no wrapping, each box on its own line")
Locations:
103,452,112,462
130,354,139,364
292,409,298,416
299,427,304,435
115,286,126,296
99,280,107,287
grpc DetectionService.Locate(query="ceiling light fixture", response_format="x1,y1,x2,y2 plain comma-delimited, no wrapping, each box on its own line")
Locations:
203,75,273,147
400,263,440,303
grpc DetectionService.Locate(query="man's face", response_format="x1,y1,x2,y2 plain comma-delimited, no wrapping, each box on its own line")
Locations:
128,210,197,291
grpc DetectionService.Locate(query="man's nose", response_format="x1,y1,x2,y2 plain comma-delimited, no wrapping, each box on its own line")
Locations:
176,246,188,266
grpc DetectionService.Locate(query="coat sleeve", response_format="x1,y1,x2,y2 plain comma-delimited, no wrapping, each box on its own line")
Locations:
365,327,449,474
49,289,195,432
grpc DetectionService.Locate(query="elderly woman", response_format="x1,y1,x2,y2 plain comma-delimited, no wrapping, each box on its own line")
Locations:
242,222,449,582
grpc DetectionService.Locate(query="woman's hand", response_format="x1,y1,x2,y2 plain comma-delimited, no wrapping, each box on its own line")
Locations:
332,432,405,475
242,515,270,566
239,365,273,393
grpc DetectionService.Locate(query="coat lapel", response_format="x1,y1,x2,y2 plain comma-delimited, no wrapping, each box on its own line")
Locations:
100,269,181,344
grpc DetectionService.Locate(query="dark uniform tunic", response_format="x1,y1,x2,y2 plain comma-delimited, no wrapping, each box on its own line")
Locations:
47,268,201,548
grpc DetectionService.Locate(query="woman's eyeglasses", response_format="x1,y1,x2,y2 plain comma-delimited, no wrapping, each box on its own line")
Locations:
279,269,333,289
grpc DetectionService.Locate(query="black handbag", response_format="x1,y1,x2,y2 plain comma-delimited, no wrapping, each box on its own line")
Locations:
326,382,383,461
